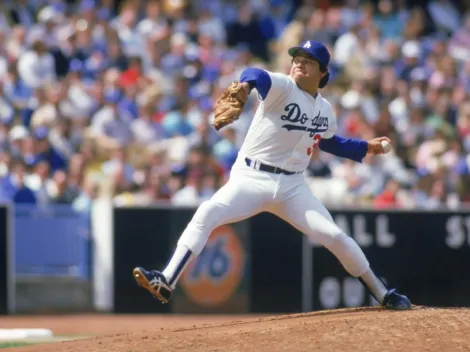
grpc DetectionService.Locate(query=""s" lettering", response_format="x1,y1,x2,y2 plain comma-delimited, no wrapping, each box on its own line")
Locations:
307,134,322,156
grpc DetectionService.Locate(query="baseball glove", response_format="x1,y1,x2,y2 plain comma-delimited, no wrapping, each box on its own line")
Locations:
212,81,249,131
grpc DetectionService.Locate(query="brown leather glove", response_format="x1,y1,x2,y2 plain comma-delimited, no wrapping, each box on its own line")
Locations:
212,81,249,131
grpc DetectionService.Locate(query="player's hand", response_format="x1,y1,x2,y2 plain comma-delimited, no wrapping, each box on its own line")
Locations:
366,137,392,155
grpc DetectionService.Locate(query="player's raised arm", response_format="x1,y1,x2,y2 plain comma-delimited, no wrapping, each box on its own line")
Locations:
239,68,272,100
211,67,294,131
240,68,292,105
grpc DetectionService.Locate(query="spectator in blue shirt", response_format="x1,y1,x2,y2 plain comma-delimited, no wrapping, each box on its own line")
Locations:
161,100,194,138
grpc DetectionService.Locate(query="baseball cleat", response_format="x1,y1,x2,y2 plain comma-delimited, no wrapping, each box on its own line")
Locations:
382,288,412,310
133,267,172,304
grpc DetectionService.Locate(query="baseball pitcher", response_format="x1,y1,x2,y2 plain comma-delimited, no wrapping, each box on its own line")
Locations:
133,40,412,310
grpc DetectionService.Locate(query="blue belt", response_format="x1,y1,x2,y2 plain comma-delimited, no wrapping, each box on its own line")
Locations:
245,158,303,175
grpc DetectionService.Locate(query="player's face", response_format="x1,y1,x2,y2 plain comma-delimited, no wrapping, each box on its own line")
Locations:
290,54,325,90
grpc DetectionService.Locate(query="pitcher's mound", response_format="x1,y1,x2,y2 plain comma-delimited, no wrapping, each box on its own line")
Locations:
16,306,470,352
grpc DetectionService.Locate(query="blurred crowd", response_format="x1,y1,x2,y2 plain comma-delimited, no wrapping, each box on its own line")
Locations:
0,0,468,210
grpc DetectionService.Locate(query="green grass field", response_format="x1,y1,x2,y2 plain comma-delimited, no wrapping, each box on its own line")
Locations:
0,341,36,348
0,336,88,349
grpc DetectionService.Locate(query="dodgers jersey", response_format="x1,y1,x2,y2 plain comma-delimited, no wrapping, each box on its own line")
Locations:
238,71,337,172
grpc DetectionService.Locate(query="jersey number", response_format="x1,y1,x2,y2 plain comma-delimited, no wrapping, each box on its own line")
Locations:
307,134,322,156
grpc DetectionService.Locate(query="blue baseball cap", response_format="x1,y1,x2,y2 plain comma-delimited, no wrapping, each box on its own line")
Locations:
288,40,331,88
288,40,330,68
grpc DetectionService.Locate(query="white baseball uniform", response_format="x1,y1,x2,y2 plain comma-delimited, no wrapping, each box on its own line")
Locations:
137,43,410,308
176,71,370,280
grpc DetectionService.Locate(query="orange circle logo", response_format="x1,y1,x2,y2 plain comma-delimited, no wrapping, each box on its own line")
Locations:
180,225,245,307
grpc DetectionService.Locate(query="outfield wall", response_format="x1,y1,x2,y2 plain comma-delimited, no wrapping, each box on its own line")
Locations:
109,206,470,314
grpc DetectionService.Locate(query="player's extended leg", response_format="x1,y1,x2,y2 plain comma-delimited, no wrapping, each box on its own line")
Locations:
133,167,276,303
270,178,411,310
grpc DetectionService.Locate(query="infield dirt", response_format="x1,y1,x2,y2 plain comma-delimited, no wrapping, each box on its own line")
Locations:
1,306,469,351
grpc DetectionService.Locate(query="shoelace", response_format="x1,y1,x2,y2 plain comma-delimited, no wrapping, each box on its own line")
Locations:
149,276,161,288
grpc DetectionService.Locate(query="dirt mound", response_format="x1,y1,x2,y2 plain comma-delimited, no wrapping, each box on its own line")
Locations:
11,307,470,352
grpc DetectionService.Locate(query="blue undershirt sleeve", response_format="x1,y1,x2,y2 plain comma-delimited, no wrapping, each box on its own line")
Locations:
240,68,272,100
319,135,368,163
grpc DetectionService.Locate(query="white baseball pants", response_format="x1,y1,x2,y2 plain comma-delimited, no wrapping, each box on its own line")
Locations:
177,161,370,278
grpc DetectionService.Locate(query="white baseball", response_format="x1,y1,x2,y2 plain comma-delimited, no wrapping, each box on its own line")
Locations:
381,140,392,154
